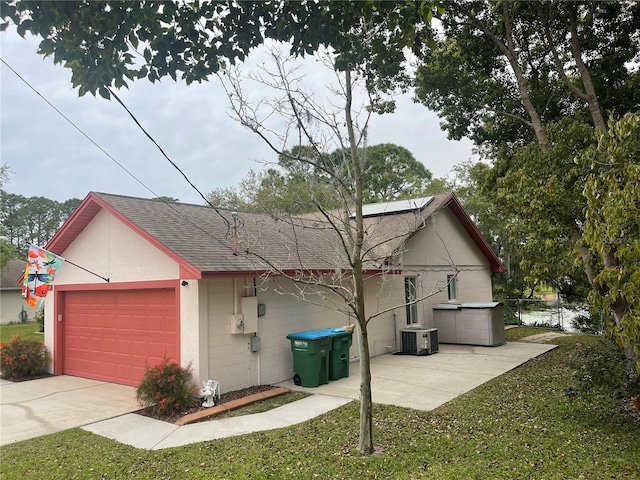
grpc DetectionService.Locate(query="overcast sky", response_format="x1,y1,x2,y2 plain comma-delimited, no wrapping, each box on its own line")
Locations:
1,31,475,205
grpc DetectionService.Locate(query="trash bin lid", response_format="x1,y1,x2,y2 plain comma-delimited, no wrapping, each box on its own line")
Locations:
287,329,332,340
287,327,349,340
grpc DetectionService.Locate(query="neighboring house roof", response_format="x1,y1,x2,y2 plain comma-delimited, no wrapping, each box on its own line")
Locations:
45,192,504,279
1,259,26,290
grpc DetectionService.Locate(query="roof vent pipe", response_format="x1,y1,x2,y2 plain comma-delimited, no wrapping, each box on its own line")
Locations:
231,211,238,255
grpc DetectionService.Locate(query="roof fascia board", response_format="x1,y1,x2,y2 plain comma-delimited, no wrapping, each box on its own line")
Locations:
200,268,358,279
45,193,100,253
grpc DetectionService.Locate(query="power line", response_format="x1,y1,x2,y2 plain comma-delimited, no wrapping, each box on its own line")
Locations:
107,86,231,229
0,57,153,195
0,57,237,255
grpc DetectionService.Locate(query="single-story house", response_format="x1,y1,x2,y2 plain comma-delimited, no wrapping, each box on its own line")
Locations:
1,259,37,324
42,192,504,392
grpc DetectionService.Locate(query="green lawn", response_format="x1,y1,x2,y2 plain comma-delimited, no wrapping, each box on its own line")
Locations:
0,322,43,343
214,391,310,420
1,335,638,479
504,325,558,341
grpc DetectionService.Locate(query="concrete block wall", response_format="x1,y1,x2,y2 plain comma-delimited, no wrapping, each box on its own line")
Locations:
205,278,259,393
256,277,349,386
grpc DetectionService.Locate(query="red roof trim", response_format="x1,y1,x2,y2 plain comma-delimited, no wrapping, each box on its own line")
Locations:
441,193,505,273
53,279,179,292
199,269,349,279
46,192,201,278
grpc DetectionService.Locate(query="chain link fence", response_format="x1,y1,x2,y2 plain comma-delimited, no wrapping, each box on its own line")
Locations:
503,298,605,333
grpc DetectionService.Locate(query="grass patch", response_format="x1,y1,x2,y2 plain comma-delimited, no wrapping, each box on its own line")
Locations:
505,325,558,342
1,335,638,479
0,322,43,343
213,391,310,420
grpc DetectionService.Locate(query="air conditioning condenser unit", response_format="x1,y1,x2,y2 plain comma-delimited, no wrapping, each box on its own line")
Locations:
400,328,439,356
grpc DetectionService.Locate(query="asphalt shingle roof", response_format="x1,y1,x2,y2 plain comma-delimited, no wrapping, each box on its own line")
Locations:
47,192,503,276
0,259,26,289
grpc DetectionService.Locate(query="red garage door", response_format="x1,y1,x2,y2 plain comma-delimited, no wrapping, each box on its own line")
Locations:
63,289,178,386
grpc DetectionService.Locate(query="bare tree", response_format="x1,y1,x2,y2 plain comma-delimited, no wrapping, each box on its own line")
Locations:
218,48,458,454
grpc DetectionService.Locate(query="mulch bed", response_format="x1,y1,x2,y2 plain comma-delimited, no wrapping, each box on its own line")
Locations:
1,373,54,382
137,384,278,424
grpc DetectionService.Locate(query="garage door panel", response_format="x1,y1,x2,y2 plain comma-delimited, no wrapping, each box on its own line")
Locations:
103,362,117,378
103,339,117,355
63,288,178,386
117,339,131,354
148,342,170,359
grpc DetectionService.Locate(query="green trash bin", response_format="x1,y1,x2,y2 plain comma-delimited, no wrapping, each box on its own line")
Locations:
326,328,353,381
286,330,333,387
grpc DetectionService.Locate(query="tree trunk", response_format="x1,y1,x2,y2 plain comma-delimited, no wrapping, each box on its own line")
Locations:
345,66,374,454
602,245,630,330
500,0,550,153
573,233,605,297
567,4,607,132
599,244,638,369
355,298,373,454
455,1,551,154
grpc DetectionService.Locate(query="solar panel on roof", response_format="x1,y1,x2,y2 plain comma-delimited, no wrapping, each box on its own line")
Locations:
357,196,434,218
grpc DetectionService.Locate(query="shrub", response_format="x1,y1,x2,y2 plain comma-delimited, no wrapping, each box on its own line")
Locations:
567,337,628,397
0,335,49,380
35,308,45,333
135,357,196,417
503,306,519,325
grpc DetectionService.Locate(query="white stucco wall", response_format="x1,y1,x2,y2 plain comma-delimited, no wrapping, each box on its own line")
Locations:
204,278,261,393
403,208,490,270
179,279,209,384
53,210,179,286
202,276,354,390
360,274,405,356
254,277,350,387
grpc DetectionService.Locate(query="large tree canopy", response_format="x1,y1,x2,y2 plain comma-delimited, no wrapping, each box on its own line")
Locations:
358,143,433,203
208,143,433,213
0,191,80,257
414,1,639,366
1,0,442,99
416,0,640,152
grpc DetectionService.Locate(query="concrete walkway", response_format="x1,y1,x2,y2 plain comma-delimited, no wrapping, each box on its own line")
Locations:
1,340,556,449
83,394,351,450
516,331,572,343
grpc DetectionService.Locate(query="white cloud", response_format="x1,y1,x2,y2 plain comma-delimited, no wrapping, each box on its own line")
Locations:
1,31,475,204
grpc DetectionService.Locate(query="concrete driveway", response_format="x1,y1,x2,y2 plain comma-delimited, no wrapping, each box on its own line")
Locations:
0,376,139,446
280,341,557,411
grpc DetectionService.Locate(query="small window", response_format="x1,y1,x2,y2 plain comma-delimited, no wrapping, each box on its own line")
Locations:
447,275,457,301
405,276,418,325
